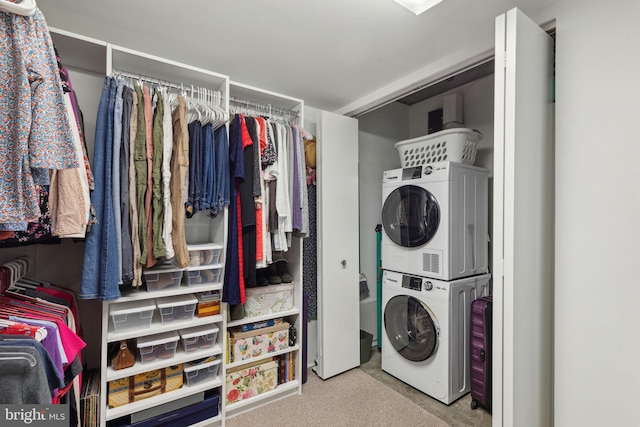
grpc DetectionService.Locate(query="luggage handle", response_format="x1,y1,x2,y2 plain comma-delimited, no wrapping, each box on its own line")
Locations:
479,348,485,362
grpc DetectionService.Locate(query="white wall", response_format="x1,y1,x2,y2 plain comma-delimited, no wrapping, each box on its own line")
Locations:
537,0,640,425
408,75,495,174
357,102,408,342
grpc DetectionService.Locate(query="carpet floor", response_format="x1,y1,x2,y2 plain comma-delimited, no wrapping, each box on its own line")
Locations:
359,348,492,427
225,366,449,427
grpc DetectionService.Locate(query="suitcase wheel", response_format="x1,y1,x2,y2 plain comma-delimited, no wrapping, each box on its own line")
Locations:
471,399,479,410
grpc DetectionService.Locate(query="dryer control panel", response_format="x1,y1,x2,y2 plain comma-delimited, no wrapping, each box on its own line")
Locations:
402,275,422,291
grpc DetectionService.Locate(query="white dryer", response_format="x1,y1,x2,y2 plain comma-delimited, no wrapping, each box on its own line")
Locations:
381,270,491,404
381,161,489,281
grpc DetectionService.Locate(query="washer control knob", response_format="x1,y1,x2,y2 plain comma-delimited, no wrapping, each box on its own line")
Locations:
424,281,433,291
424,166,433,175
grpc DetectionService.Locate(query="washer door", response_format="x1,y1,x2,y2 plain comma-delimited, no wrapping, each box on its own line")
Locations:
384,295,438,362
382,185,440,248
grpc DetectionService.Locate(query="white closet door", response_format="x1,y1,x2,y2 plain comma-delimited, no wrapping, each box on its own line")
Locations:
494,8,554,427
313,109,360,379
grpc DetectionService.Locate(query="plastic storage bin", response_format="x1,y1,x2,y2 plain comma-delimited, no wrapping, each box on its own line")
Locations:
110,300,156,333
155,294,198,324
244,283,294,317
185,265,223,286
143,266,184,292
187,243,223,267
136,331,180,363
179,324,220,353
183,358,221,386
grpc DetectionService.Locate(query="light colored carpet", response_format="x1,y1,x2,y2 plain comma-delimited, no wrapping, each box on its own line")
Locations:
225,367,450,427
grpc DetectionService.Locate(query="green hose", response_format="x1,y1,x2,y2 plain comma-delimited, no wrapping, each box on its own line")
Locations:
376,224,382,349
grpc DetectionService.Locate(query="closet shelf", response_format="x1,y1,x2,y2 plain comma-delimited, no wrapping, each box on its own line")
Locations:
105,376,223,421
116,283,223,302
107,314,224,343
106,344,223,381
227,345,299,370
226,309,300,328
225,380,299,414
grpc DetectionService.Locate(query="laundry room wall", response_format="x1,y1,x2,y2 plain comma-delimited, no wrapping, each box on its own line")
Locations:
357,102,407,343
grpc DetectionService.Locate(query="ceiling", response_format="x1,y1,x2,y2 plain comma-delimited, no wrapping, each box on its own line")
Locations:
37,0,560,114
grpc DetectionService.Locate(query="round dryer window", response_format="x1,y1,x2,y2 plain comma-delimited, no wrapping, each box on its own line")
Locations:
382,185,440,248
384,295,438,362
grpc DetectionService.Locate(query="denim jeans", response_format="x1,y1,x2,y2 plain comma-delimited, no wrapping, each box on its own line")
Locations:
112,79,124,284
187,120,203,217
214,125,230,216
80,77,120,300
201,123,214,210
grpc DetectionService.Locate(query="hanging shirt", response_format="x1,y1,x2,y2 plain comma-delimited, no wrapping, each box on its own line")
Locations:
161,88,174,260
0,10,78,224
223,114,245,305
151,88,165,261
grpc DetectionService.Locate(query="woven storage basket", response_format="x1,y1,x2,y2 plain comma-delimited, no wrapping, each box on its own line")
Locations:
395,128,482,167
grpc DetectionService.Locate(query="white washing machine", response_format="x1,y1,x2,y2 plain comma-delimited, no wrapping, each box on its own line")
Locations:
381,161,489,281
381,270,491,405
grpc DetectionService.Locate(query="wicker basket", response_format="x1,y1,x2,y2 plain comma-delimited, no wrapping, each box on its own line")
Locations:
395,128,482,167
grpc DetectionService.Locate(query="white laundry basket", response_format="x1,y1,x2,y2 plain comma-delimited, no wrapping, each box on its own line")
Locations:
395,128,482,167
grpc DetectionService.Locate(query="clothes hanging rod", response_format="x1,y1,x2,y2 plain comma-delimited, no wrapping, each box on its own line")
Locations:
229,96,300,118
112,69,222,98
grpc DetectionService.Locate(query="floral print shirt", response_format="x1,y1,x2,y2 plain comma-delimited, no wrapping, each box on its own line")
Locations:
0,9,77,224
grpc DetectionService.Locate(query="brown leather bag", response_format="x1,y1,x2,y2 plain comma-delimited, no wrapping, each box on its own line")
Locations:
111,340,135,370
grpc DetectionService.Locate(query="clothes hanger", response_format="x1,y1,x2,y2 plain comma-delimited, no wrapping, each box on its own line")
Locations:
0,0,37,16
0,351,37,367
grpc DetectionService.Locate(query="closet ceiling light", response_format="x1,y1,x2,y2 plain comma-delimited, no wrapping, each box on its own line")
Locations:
393,0,444,15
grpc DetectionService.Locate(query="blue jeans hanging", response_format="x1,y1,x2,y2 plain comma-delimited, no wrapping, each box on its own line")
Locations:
79,77,120,300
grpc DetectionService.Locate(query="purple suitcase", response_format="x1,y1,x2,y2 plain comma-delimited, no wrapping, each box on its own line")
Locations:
470,295,492,412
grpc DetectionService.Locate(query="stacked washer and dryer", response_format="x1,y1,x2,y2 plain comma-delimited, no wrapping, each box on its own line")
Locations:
380,128,491,405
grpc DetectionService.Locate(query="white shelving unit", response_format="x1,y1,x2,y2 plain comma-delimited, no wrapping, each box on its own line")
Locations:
223,81,305,421
99,43,229,427
43,28,307,427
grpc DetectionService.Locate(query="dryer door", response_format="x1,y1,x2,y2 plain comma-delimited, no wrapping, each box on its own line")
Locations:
384,294,438,362
382,185,440,248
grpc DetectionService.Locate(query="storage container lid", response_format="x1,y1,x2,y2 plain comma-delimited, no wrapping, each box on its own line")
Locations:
245,282,294,295
185,264,223,272
155,294,198,308
187,243,223,251
109,300,156,316
183,358,221,373
178,324,220,339
136,330,179,348
143,264,185,275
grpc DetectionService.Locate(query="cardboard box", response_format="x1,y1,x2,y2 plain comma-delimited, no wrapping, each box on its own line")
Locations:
107,365,183,408
225,359,278,404
230,322,289,362
244,283,294,317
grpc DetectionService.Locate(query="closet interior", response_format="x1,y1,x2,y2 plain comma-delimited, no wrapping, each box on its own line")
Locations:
0,19,308,427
